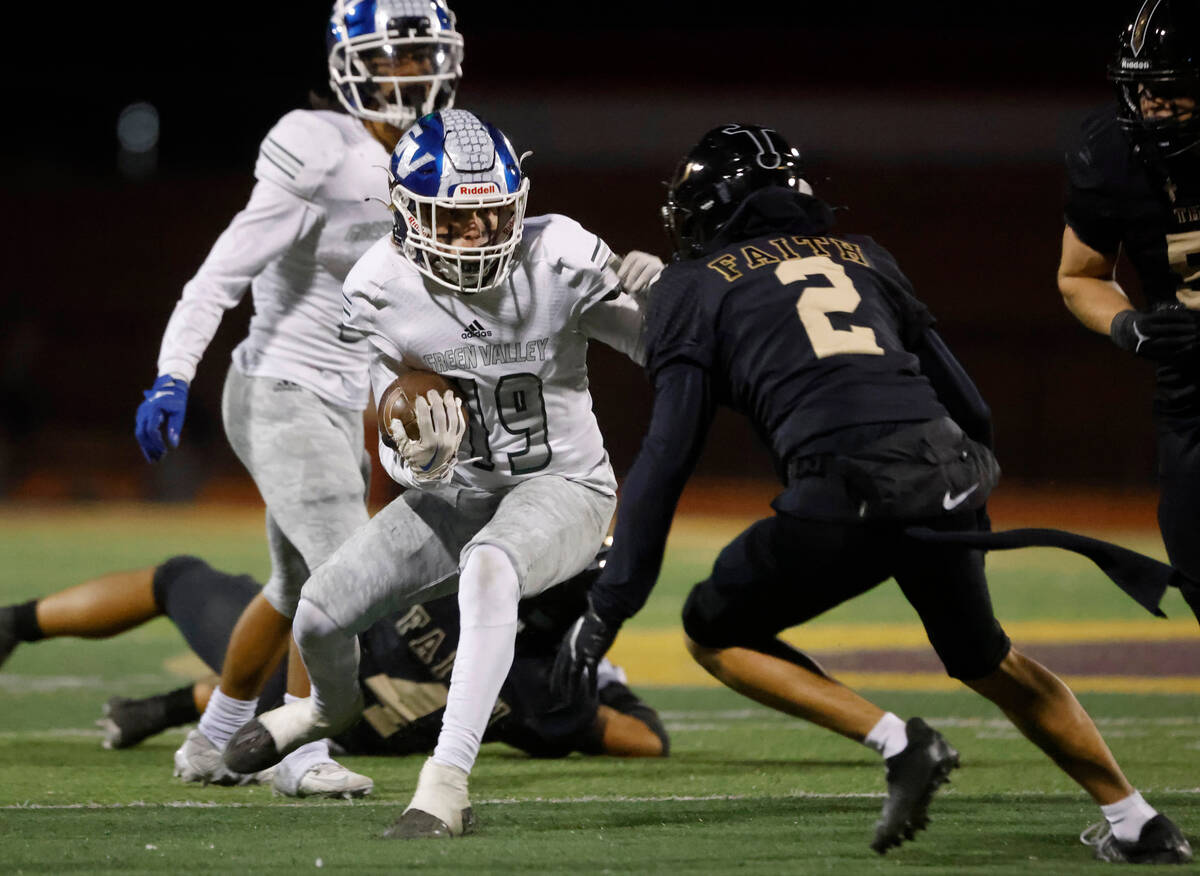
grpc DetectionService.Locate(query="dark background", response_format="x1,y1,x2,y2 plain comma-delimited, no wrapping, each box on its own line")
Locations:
0,2,1165,501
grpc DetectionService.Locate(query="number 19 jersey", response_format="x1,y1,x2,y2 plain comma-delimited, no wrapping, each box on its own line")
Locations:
342,213,645,495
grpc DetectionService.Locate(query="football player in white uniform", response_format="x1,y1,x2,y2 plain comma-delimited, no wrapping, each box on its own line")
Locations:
132,0,464,798
223,109,659,838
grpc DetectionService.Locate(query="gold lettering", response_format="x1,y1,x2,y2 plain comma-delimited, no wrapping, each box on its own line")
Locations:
770,237,801,260
707,253,743,282
408,628,445,665
394,605,431,636
431,649,457,680
793,236,832,257
830,238,868,266
741,245,780,271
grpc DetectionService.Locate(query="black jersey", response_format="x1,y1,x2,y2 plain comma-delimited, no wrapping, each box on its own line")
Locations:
336,572,600,758
646,192,948,472
1064,104,1200,417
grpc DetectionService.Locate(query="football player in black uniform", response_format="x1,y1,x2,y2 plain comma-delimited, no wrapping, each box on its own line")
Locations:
0,552,667,793
552,124,1191,863
1058,0,1200,625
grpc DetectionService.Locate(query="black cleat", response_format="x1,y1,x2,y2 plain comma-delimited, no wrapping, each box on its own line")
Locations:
871,717,960,854
382,807,477,840
0,606,18,671
1081,814,1193,864
223,718,283,774
97,696,169,749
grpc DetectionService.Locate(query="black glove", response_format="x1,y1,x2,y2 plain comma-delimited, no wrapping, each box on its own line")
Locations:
550,597,619,706
1110,305,1200,363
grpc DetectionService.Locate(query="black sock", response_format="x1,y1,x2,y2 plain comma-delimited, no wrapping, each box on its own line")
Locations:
162,685,200,727
12,600,43,642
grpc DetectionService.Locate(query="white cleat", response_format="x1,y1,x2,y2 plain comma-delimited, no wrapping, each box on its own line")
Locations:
383,758,474,839
173,728,259,786
273,760,374,799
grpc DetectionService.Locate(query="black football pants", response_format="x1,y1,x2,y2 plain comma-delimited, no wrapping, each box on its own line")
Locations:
681,508,1012,681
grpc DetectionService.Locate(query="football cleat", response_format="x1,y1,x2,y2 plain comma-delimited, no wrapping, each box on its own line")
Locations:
272,759,374,799
173,728,259,786
222,718,283,775
97,696,168,750
871,717,960,854
0,606,17,670
224,695,360,774
1081,814,1193,864
383,758,475,839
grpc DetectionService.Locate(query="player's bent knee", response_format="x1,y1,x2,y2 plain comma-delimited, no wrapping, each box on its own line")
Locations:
292,597,344,649
458,544,520,629
681,580,744,651
939,635,1012,683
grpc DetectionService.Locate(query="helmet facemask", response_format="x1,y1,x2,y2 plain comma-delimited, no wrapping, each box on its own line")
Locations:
328,14,463,130
392,180,529,295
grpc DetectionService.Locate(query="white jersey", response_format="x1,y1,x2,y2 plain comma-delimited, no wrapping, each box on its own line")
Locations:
343,214,646,495
156,110,393,410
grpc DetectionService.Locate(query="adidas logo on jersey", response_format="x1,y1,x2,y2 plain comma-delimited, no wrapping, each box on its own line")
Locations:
461,320,493,339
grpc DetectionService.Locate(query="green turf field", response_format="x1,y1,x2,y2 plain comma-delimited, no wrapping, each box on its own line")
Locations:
1,503,1198,873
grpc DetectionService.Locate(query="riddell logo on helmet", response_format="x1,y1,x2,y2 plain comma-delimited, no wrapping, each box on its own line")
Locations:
455,183,499,196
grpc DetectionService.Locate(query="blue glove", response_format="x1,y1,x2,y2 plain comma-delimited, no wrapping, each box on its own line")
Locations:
135,375,189,462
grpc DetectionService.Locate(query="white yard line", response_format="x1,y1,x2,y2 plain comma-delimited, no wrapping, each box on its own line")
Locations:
5,789,1200,811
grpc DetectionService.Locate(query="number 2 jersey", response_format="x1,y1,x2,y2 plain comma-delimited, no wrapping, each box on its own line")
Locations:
647,188,947,471
1064,104,1200,420
342,214,646,494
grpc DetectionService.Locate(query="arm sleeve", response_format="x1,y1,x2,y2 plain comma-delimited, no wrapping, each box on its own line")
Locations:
588,362,716,623
913,328,994,448
155,179,323,381
578,290,646,365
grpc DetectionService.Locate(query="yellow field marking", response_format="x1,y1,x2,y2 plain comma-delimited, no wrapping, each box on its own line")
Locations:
610,621,1200,690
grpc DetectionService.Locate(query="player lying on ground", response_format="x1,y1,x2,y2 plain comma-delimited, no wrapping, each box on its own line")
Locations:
552,123,1192,864
131,0,466,798
0,552,666,797
222,108,659,840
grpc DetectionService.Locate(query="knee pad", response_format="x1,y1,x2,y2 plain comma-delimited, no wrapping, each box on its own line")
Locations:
292,597,342,649
681,581,730,650
939,630,1012,682
151,555,210,613
458,544,520,629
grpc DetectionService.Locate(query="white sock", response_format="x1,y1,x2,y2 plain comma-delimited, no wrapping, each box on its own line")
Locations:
432,545,519,774
197,687,257,750
1102,790,1158,843
864,712,908,760
280,693,333,776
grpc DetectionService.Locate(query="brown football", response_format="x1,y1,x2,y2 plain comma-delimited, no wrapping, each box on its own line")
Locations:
377,371,466,442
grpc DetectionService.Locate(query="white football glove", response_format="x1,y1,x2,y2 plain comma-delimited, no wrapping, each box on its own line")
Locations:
613,250,664,302
392,389,466,484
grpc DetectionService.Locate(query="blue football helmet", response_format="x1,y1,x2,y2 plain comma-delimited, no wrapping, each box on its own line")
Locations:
389,109,529,294
327,0,463,130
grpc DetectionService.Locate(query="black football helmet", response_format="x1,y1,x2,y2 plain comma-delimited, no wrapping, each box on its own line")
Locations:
662,123,810,260
1108,0,1200,161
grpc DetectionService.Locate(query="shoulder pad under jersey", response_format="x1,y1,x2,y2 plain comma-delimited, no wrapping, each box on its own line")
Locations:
1062,105,1131,193
254,110,346,200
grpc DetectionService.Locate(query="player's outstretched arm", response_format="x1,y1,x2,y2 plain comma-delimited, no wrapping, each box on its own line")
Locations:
136,175,324,462
551,362,714,701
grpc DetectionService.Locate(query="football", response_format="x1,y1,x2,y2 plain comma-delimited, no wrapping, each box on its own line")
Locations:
377,370,466,442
